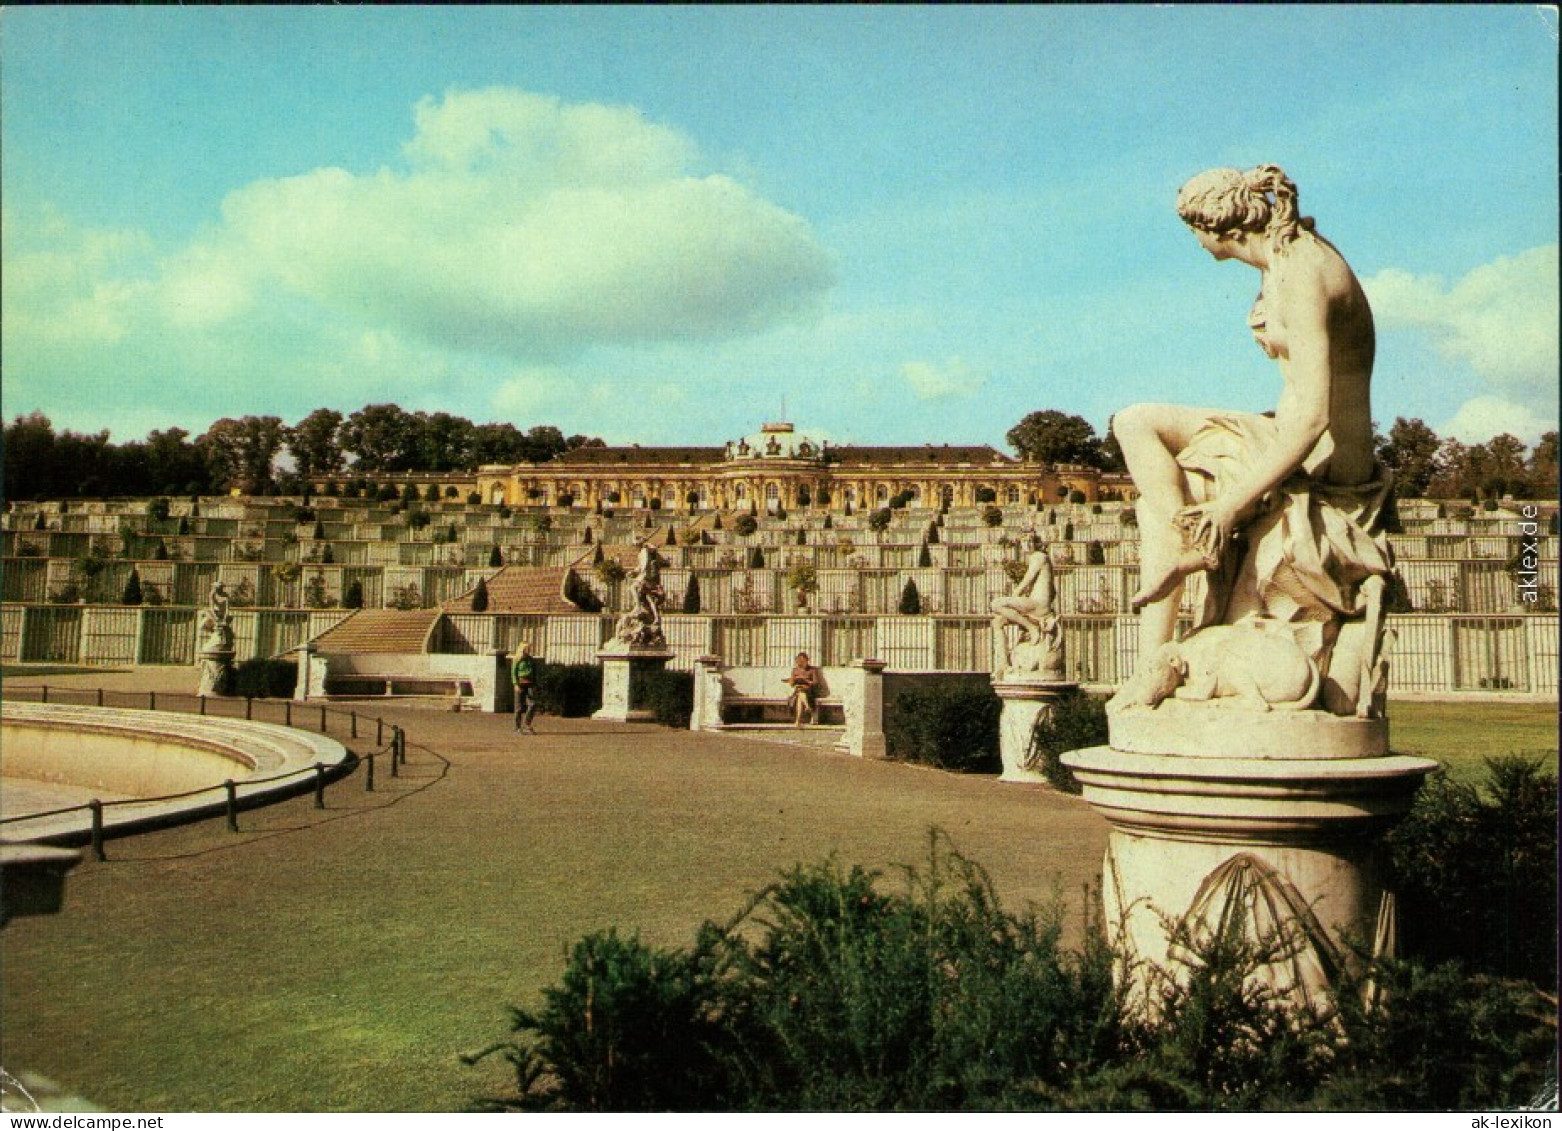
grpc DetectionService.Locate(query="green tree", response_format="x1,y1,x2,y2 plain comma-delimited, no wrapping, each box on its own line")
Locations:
1376,417,1442,498
341,404,419,472
197,415,285,493
471,577,490,612
121,568,144,606
1006,410,1106,467
898,578,922,615
287,408,345,481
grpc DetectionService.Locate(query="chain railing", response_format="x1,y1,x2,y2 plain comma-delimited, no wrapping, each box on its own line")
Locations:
0,686,408,859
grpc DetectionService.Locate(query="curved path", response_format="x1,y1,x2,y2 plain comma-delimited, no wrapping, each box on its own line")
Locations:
0,666,1109,1112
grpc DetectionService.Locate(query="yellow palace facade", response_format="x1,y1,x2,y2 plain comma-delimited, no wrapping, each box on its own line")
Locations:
475,421,1131,512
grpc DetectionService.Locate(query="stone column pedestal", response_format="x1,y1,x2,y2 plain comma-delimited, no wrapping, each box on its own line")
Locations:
833,659,888,759
594,647,676,723
992,678,1078,783
689,655,725,731
197,647,235,698
1064,704,1435,1013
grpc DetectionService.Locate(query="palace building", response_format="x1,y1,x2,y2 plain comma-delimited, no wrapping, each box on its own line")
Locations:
476,421,1130,511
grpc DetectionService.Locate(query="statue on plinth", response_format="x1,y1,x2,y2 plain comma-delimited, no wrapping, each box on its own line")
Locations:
1067,165,1432,1016
614,538,668,649
990,532,1064,682
196,580,236,696
1108,164,1395,720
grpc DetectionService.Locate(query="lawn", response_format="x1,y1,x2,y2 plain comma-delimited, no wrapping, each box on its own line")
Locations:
1390,700,1558,785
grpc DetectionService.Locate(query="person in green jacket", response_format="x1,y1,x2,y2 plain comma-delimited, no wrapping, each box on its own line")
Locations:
512,642,541,734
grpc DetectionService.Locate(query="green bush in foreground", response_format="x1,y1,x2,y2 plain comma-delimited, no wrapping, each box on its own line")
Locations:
470,832,1557,1112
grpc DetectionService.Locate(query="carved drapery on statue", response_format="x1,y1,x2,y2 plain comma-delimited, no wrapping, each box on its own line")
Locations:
1116,414,1397,718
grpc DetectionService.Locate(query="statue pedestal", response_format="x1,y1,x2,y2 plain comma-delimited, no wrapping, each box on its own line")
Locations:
1064,708,1434,1013
594,647,676,723
197,648,235,697
992,678,1078,783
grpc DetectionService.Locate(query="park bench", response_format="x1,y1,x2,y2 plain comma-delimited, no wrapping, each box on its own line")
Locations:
714,666,845,728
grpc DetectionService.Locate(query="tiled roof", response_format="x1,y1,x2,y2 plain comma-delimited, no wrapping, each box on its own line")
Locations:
311,609,441,655
441,565,591,614
827,445,1016,466
555,446,726,466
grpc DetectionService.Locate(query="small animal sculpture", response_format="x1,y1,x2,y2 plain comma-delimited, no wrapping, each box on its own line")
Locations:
1113,621,1320,712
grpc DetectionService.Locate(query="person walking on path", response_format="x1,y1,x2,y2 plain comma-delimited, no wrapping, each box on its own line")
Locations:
512,643,541,734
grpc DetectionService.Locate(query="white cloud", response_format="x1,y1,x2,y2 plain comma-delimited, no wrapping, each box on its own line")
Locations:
1438,395,1555,446
1,88,837,437
901,357,987,400
1364,245,1558,394
204,87,835,359
0,205,155,344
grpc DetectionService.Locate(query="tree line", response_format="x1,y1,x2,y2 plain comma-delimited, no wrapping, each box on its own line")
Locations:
1004,409,1558,500
1,405,605,501
3,403,1554,502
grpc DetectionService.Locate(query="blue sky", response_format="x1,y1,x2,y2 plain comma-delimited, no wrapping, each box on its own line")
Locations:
3,5,1557,452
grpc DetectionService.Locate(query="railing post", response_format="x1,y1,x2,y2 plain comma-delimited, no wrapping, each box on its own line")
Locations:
41,685,48,704
199,695,207,716
351,711,358,739
96,688,104,707
390,728,401,778
376,718,383,746
284,700,292,727
225,780,239,832
365,753,376,792
314,763,326,809
149,691,156,712
246,697,254,721
320,705,328,733
89,800,105,862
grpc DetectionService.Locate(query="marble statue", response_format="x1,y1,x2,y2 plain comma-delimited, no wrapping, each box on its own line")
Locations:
614,538,668,649
1109,164,1394,718
990,533,1064,681
196,581,236,696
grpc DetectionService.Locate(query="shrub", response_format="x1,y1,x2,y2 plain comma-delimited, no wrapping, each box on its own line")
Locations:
887,681,1001,774
785,561,817,606
734,515,758,537
748,545,765,569
683,575,702,614
467,491,483,505
232,658,298,698
917,543,933,568
471,578,490,612
534,663,603,717
472,839,1116,1112
1388,756,1558,988
594,559,626,585
147,497,171,522
898,578,922,615
632,668,694,728
343,580,364,609
868,508,892,533
1027,690,1108,794
121,568,144,606
1069,489,1087,504
489,544,505,568
974,487,997,503
982,505,1003,527
475,838,1558,1112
